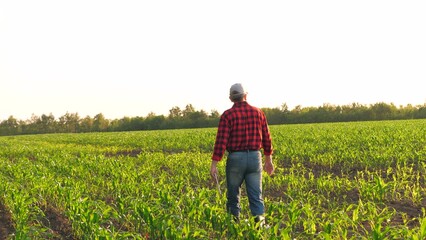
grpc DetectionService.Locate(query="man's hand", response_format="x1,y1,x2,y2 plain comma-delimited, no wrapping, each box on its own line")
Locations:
210,160,218,179
263,155,275,176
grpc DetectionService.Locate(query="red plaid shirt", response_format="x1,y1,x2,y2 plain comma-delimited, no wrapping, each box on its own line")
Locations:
212,101,273,161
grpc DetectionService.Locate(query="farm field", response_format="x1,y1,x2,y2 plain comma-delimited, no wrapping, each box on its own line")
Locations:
0,119,425,239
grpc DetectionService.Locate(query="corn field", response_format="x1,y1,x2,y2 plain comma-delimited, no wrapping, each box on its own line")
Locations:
0,119,425,239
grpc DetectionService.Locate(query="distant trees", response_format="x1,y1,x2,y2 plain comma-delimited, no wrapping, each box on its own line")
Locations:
261,102,426,124
1,102,426,136
59,112,80,133
1,116,20,135
93,113,109,132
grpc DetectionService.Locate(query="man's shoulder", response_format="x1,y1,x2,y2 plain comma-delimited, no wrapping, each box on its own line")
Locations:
246,103,263,113
222,108,234,116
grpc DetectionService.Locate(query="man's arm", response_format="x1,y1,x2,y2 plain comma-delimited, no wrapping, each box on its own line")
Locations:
212,115,229,161
263,155,274,176
210,160,219,178
211,115,228,179
261,114,273,156
261,112,274,175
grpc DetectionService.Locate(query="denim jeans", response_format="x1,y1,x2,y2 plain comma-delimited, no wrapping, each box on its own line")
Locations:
226,150,264,218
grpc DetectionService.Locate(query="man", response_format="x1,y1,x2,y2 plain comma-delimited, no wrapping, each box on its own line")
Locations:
210,83,274,225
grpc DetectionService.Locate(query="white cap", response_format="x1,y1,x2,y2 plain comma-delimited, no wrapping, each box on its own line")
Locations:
229,83,247,98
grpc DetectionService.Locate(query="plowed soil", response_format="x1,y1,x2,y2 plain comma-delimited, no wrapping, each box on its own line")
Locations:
0,201,14,240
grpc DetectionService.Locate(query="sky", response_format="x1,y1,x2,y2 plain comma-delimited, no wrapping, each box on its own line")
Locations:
1,1,425,121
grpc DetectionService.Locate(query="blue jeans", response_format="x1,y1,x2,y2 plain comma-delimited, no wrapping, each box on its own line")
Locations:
226,150,264,218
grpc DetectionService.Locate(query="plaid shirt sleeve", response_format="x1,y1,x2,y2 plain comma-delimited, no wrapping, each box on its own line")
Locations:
212,113,230,161
261,113,273,156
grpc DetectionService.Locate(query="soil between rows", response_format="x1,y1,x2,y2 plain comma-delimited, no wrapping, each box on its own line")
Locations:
39,204,76,240
0,201,14,240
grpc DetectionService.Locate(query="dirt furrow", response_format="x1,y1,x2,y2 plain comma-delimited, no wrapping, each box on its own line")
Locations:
40,204,76,240
0,201,14,240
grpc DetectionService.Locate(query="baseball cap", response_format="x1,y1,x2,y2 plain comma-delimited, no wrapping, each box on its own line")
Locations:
229,83,247,98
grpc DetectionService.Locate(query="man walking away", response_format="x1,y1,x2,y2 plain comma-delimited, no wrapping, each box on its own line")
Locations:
210,83,275,226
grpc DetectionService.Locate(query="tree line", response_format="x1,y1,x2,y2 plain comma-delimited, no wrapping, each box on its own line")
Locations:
1,102,426,136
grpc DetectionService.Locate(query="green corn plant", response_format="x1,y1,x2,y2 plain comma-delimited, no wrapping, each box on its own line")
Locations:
286,200,302,233
373,175,389,202
318,221,333,240
411,209,426,240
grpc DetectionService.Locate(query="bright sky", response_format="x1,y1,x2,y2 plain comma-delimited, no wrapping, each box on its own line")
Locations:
1,1,425,121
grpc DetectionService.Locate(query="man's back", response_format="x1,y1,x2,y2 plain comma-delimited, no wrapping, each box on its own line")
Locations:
212,101,272,161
